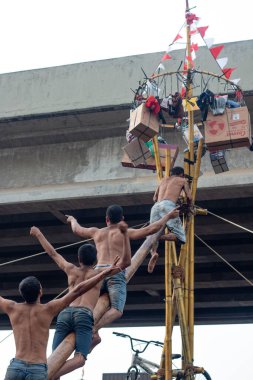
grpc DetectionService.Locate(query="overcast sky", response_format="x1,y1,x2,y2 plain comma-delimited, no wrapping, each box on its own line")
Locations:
0,1,252,379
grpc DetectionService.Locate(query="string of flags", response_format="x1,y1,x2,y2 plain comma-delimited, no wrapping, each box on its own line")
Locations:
153,10,240,87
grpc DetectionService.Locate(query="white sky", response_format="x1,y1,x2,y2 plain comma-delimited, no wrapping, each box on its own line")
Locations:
0,0,252,379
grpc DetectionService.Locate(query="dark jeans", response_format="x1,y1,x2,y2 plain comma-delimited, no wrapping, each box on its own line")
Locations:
52,306,94,358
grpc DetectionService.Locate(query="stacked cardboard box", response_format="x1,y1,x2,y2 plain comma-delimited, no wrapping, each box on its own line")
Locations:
205,106,251,151
129,103,160,142
123,138,152,167
121,143,179,171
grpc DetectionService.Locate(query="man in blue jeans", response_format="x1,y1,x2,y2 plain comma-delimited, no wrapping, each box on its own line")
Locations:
30,221,131,379
1,263,120,380
67,204,179,350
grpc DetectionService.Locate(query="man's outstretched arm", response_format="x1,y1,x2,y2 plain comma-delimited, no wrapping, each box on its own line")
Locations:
128,208,179,240
30,227,73,274
66,215,99,239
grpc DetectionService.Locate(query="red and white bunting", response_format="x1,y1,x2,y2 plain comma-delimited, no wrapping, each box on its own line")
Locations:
173,33,182,43
157,63,165,71
197,26,209,38
190,43,199,52
161,53,172,62
210,45,224,59
231,78,241,85
216,57,228,69
222,68,236,79
205,38,214,48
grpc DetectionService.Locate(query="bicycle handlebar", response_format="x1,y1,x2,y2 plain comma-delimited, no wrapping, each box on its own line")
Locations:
113,331,164,353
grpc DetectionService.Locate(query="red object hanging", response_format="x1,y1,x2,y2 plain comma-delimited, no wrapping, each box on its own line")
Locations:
186,12,199,25
145,96,161,115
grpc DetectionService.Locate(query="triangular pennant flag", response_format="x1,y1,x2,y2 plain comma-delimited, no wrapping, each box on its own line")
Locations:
181,86,186,98
205,38,214,48
190,29,197,35
216,57,228,69
197,26,209,38
231,78,241,85
186,55,193,64
210,45,224,59
173,33,182,43
161,53,172,61
190,43,199,52
157,63,165,71
166,46,172,53
191,51,196,61
222,68,236,79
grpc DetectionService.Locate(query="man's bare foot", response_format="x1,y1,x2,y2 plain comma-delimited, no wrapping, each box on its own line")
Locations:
89,332,102,353
162,233,177,241
148,252,159,273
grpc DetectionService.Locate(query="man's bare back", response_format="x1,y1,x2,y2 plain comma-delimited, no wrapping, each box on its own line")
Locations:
8,302,54,363
92,223,128,265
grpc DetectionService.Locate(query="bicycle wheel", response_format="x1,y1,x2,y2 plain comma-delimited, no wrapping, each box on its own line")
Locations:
126,365,139,380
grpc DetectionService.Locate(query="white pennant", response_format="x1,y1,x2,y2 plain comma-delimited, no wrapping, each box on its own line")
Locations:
231,78,241,85
216,57,228,69
192,51,196,61
158,63,165,71
205,38,214,48
166,46,172,53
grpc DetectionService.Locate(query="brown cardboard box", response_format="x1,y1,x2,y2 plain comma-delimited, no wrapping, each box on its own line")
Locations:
205,106,251,151
123,138,152,167
129,103,160,142
121,144,179,171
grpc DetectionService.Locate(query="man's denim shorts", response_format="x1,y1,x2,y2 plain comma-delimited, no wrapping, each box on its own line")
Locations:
52,306,94,359
4,358,48,380
96,267,127,313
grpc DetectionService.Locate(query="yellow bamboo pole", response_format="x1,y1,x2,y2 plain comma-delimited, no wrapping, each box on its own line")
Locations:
152,135,163,180
164,239,173,380
171,242,192,365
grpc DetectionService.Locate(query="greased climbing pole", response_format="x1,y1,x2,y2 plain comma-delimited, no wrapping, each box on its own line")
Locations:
151,2,204,379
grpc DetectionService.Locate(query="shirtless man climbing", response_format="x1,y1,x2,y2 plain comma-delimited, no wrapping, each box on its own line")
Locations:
30,221,130,379
148,166,193,273
66,203,179,350
0,262,119,380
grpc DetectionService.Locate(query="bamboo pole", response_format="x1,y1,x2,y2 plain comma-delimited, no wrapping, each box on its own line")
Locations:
164,239,173,380
171,242,192,365
152,135,163,180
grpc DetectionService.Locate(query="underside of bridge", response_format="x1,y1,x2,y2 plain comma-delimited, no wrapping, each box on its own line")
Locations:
0,184,252,330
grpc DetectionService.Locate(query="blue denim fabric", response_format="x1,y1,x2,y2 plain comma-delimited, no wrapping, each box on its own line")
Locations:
52,307,94,358
150,200,186,243
4,358,47,380
99,270,127,313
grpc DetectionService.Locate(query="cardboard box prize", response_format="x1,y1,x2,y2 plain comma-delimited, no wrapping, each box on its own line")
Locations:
129,103,160,142
205,106,251,151
121,143,179,171
123,138,152,167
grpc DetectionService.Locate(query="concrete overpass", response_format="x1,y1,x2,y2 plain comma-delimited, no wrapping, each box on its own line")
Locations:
0,40,253,329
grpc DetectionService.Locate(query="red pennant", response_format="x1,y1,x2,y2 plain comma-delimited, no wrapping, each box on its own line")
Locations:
181,86,186,98
197,26,209,38
173,34,182,43
190,43,199,52
186,55,193,63
161,53,172,62
210,45,224,59
190,29,197,35
222,68,236,79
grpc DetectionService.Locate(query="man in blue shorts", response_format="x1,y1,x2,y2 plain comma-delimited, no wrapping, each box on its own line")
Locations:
30,222,130,379
66,203,179,350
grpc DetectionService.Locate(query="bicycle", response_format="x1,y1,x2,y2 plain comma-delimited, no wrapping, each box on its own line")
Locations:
113,332,211,380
